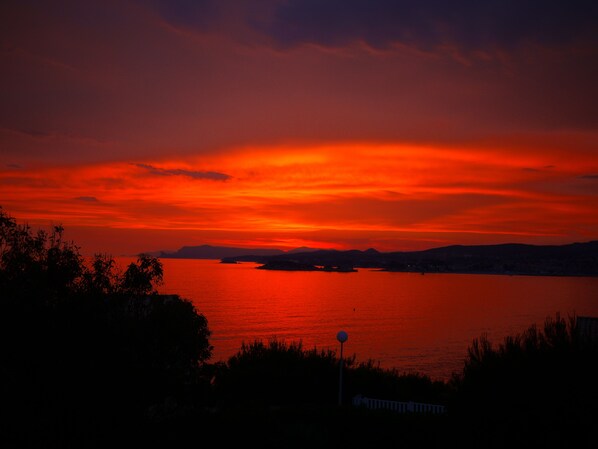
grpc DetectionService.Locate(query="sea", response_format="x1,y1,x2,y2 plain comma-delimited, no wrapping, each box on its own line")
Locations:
118,257,598,380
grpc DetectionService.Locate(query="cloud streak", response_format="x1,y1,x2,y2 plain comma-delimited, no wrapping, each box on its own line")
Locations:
134,163,231,181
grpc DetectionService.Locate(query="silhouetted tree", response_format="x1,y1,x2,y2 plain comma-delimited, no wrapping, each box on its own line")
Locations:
121,253,164,296
0,207,212,448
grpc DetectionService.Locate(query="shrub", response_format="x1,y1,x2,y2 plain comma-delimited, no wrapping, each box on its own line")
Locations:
214,338,450,407
452,314,598,448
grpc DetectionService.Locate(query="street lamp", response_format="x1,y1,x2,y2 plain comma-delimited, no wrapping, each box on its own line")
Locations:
337,330,348,406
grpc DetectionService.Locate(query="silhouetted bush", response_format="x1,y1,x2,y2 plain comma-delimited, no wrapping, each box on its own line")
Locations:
214,340,339,406
452,314,598,448
347,359,450,405
213,338,450,407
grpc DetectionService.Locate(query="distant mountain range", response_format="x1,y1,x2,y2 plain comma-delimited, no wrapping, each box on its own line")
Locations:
158,244,320,260
155,241,598,276
159,241,598,277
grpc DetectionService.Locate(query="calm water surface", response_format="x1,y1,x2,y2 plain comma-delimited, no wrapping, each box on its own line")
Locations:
129,258,598,380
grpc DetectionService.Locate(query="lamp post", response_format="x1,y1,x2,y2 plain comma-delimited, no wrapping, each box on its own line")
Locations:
337,330,348,406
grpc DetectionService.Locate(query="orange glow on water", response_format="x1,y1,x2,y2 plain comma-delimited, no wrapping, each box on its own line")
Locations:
156,259,598,380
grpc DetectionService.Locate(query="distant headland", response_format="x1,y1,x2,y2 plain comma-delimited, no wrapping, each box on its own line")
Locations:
156,241,598,276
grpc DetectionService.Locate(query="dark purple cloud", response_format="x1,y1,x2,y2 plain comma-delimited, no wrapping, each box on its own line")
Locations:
147,0,217,30
149,0,598,51
269,1,597,50
134,163,231,181
288,1,594,50
523,166,557,173
74,196,99,202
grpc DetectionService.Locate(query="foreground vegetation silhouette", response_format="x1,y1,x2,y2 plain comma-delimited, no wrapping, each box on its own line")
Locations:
214,339,448,407
0,208,212,447
451,314,598,447
1,207,597,448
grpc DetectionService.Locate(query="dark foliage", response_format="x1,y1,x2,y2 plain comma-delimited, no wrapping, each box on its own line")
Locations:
213,338,449,407
348,359,450,405
194,404,447,449
0,207,212,448
452,314,598,448
214,340,340,405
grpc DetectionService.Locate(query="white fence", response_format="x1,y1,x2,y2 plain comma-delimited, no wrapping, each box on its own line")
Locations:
352,395,447,414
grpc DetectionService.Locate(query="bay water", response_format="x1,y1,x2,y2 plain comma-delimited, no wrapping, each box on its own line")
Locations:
126,258,598,380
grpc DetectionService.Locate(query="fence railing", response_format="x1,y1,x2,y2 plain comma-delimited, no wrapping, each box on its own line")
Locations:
352,394,447,414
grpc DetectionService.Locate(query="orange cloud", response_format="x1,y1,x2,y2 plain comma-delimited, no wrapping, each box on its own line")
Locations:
2,141,598,254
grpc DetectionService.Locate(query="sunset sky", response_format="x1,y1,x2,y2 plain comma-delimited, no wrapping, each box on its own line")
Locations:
1,0,597,255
